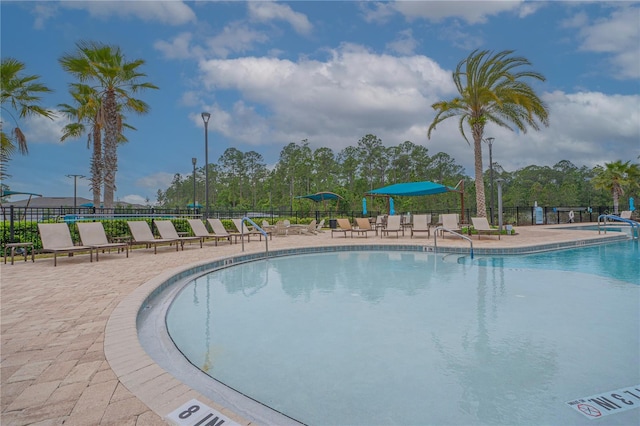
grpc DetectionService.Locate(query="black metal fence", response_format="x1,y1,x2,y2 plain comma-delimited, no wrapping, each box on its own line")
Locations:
0,204,620,255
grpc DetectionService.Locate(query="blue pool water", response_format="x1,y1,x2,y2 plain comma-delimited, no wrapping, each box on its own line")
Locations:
166,242,639,425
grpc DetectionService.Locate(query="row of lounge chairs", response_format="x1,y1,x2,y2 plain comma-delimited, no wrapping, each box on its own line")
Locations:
331,214,501,240
36,218,274,266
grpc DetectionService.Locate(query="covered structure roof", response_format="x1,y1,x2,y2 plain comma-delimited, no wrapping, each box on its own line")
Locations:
295,191,343,202
366,181,456,197
366,180,465,222
1,190,43,198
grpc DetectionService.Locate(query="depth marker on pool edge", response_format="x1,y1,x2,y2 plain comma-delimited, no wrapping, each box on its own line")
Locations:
166,399,241,426
566,384,640,419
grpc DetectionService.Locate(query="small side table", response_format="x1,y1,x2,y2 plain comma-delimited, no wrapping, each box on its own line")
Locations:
4,242,35,265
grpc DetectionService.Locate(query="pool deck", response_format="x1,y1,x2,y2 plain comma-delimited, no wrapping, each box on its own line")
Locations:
0,224,629,425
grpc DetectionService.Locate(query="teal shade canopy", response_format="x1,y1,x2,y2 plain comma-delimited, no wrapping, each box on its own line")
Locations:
296,191,343,202
367,181,454,196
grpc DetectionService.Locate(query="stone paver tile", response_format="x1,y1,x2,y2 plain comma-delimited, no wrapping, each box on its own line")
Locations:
6,380,60,411
7,360,52,383
69,379,117,418
29,416,70,426
78,349,105,364
28,346,66,363
111,382,135,403
35,360,77,383
90,367,117,385
101,396,149,424
0,380,31,411
10,400,76,425
60,360,102,385
55,349,86,362
1,365,22,383
46,382,87,405
101,417,136,426
134,410,165,426
0,348,36,367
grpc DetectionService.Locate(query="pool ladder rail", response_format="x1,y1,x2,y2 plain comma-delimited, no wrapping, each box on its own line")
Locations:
240,216,270,256
434,226,474,259
597,214,639,240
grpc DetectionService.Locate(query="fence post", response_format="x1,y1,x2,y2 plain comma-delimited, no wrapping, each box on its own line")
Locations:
9,205,15,242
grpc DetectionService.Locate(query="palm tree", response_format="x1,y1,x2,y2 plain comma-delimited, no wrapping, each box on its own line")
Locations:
592,160,640,214
59,84,136,208
59,41,158,208
428,50,549,218
1,57,54,179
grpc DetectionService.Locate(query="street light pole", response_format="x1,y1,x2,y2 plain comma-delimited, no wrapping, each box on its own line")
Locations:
66,174,85,213
201,112,211,219
483,137,495,224
192,157,197,212
496,178,505,234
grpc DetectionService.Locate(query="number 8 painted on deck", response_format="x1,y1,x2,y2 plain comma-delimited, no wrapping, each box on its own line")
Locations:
179,404,200,419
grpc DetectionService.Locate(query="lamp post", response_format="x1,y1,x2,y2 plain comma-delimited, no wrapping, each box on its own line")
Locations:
483,137,495,224
201,112,211,219
66,174,85,213
191,157,197,212
496,178,505,234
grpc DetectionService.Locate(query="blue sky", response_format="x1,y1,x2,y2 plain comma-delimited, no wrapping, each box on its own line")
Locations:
2,1,639,204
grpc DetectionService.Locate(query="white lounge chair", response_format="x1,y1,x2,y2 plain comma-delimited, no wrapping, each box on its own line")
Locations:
155,220,202,249
374,215,386,235
77,222,128,260
471,217,501,240
206,218,233,244
410,214,431,238
187,219,226,246
439,214,461,238
300,219,318,235
232,218,270,241
380,215,402,238
38,223,94,266
353,218,375,238
331,218,352,238
274,220,289,236
127,221,179,254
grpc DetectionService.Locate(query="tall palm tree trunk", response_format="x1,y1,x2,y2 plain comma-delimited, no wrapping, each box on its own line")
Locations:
91,125,102,208
103,90,118,209
473,125,487,218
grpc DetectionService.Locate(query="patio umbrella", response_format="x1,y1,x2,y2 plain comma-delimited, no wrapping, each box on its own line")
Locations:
630,197,635,212
389,197,395,215
362,198,367,215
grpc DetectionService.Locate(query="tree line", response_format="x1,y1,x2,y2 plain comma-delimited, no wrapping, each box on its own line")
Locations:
156,138,640,216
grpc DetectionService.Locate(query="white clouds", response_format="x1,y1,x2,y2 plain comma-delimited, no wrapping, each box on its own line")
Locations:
154,32,195,60
205,22,270,58
62,0,196,26
23,111,71,145
390,0,524,24
197,45,453,153
386,29,419,55
247,1,313,35
575,4,640,79
135,172,175,191
120,194,152,205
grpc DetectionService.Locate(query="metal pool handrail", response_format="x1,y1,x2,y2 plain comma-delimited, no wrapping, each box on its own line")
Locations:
434,226,474,259
240,216,269,256
597,214,639,239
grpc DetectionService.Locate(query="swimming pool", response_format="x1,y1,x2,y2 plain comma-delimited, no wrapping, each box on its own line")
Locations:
158,241,639,425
